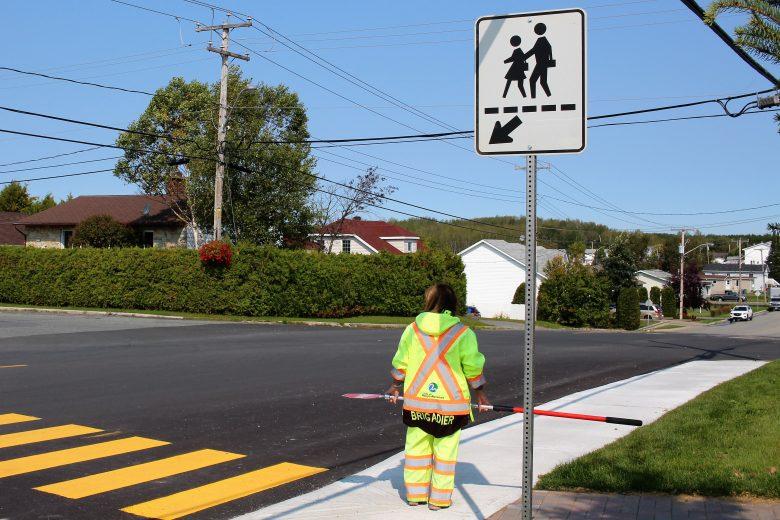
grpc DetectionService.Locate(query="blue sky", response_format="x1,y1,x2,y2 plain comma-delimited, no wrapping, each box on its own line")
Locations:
1,0,778,235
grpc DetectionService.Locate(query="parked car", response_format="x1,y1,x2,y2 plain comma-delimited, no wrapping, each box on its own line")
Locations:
709,290,744,302
465,306,481,318
729,305,753,322
639,303,663,320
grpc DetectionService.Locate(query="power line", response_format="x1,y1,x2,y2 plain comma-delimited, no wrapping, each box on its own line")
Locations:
0,156,120,175
589,108,780,127
0,66,155,96
0,146,102,168
0,168,115,186
0,104,470,146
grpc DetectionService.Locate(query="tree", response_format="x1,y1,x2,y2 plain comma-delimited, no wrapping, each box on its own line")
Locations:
669,260,706,311
617,286,640,330
114,68,316,246
512,282,526,304
310,167,396,253
637,286,649,303
650,286,661,305
566,241,586,262
769,222,780,237
661,286,678,317
601,234,638,302
705,1,780,64
767,238,780,281
71,215,135,248
0,182,57,214
705,1,780,132
537,257,611,328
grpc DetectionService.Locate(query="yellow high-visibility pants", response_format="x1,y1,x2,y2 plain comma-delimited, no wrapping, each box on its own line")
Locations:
403,426,461,507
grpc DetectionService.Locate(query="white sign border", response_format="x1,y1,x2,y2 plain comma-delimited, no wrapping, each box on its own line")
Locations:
475,8,587,156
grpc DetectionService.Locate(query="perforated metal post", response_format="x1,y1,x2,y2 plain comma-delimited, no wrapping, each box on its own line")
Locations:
522,154,537,519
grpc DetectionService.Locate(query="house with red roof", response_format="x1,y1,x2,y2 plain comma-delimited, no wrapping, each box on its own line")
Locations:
17,195,186,249
313,218,422,255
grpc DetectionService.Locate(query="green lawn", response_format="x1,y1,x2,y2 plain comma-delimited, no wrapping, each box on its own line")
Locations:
0,303,485,329
653,323,685,330
536,360,780,499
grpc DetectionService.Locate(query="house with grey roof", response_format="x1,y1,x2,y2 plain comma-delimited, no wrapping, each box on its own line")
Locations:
635,269,672,297
458,239,567,320
701,262,768,297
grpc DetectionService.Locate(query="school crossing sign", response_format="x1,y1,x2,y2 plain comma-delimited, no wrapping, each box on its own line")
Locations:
475,9,587,155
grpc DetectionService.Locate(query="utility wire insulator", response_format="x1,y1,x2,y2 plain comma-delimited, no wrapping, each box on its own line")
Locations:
757,93,780,109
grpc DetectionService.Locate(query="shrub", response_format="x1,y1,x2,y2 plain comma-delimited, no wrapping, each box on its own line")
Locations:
637,286,649,303
617,286,640,330
537,257,611,328
512,282,526,304
709,304,731,317
661,286,678,318
0,246,465,318
650,286,661,305
199,240,232,268
71,215,134,248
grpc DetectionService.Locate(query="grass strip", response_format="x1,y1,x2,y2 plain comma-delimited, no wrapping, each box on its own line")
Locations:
536,361,780,498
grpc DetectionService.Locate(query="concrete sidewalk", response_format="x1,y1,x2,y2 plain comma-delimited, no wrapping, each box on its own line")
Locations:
491,491,780,519
235,360,765,520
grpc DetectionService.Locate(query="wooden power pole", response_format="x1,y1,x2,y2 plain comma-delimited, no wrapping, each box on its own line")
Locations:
196,15,251,241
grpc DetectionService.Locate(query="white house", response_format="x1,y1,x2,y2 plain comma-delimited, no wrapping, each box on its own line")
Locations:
459,239,567,320
312,218,421,255
635,269,672,297
743,242,771,265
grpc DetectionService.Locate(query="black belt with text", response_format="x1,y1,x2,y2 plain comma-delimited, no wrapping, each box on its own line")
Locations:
403,409,469,438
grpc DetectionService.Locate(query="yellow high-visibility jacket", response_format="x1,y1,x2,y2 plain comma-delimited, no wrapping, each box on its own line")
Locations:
391,311,486,416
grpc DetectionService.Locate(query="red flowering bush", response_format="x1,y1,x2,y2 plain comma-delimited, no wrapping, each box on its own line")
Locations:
199,240,233,268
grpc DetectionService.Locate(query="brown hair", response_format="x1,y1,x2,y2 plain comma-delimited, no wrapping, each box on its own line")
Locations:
423,284,458,314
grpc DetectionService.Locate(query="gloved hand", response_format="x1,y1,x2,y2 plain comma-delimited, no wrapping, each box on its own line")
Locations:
473,388,491,412
386,384,401,404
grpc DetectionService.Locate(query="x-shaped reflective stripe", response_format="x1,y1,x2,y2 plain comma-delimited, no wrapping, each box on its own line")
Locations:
407,324,467,400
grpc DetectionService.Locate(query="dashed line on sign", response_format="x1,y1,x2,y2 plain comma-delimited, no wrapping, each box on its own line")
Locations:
484,103,577,114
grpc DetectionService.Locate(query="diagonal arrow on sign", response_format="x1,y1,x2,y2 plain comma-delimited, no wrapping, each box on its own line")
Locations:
489,115,522,144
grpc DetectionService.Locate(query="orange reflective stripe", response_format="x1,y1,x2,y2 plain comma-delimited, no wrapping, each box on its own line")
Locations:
405,454,433,460
406,324,467,398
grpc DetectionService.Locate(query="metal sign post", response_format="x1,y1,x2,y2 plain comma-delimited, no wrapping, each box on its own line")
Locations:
522,154,537,519
475,9,587,519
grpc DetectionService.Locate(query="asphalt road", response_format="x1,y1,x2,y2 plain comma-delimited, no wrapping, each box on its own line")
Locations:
0,312,778,520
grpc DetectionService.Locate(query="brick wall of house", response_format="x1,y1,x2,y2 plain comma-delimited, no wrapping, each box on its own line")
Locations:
25,227,68,248
25,226,186,249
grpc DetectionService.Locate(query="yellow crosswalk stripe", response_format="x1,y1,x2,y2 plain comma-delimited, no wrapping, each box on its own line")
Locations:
0,413,39,426
0,425,102,449
121,462,327,519
36,449,245,499
0,437,169,478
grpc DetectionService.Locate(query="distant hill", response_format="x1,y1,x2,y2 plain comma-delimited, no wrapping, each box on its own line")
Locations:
392,215,773,257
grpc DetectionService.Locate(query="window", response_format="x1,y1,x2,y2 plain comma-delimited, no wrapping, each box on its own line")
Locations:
406,240,415,253
61,230,73,249
342,239,351,253
143,231,154,248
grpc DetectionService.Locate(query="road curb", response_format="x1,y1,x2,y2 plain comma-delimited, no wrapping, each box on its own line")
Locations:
0,306,184,320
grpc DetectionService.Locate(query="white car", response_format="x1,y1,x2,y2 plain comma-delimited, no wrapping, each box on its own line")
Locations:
729,305,753,322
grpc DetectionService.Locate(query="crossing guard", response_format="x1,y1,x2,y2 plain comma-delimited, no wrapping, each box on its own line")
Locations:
387,284,488,509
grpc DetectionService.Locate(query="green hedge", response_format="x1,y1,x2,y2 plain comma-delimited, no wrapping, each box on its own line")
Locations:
661,286,678,318
0,246,466,318
616,286,640,330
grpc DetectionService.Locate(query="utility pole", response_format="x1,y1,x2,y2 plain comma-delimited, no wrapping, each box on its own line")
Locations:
196,15,252,241
679,230,686,320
